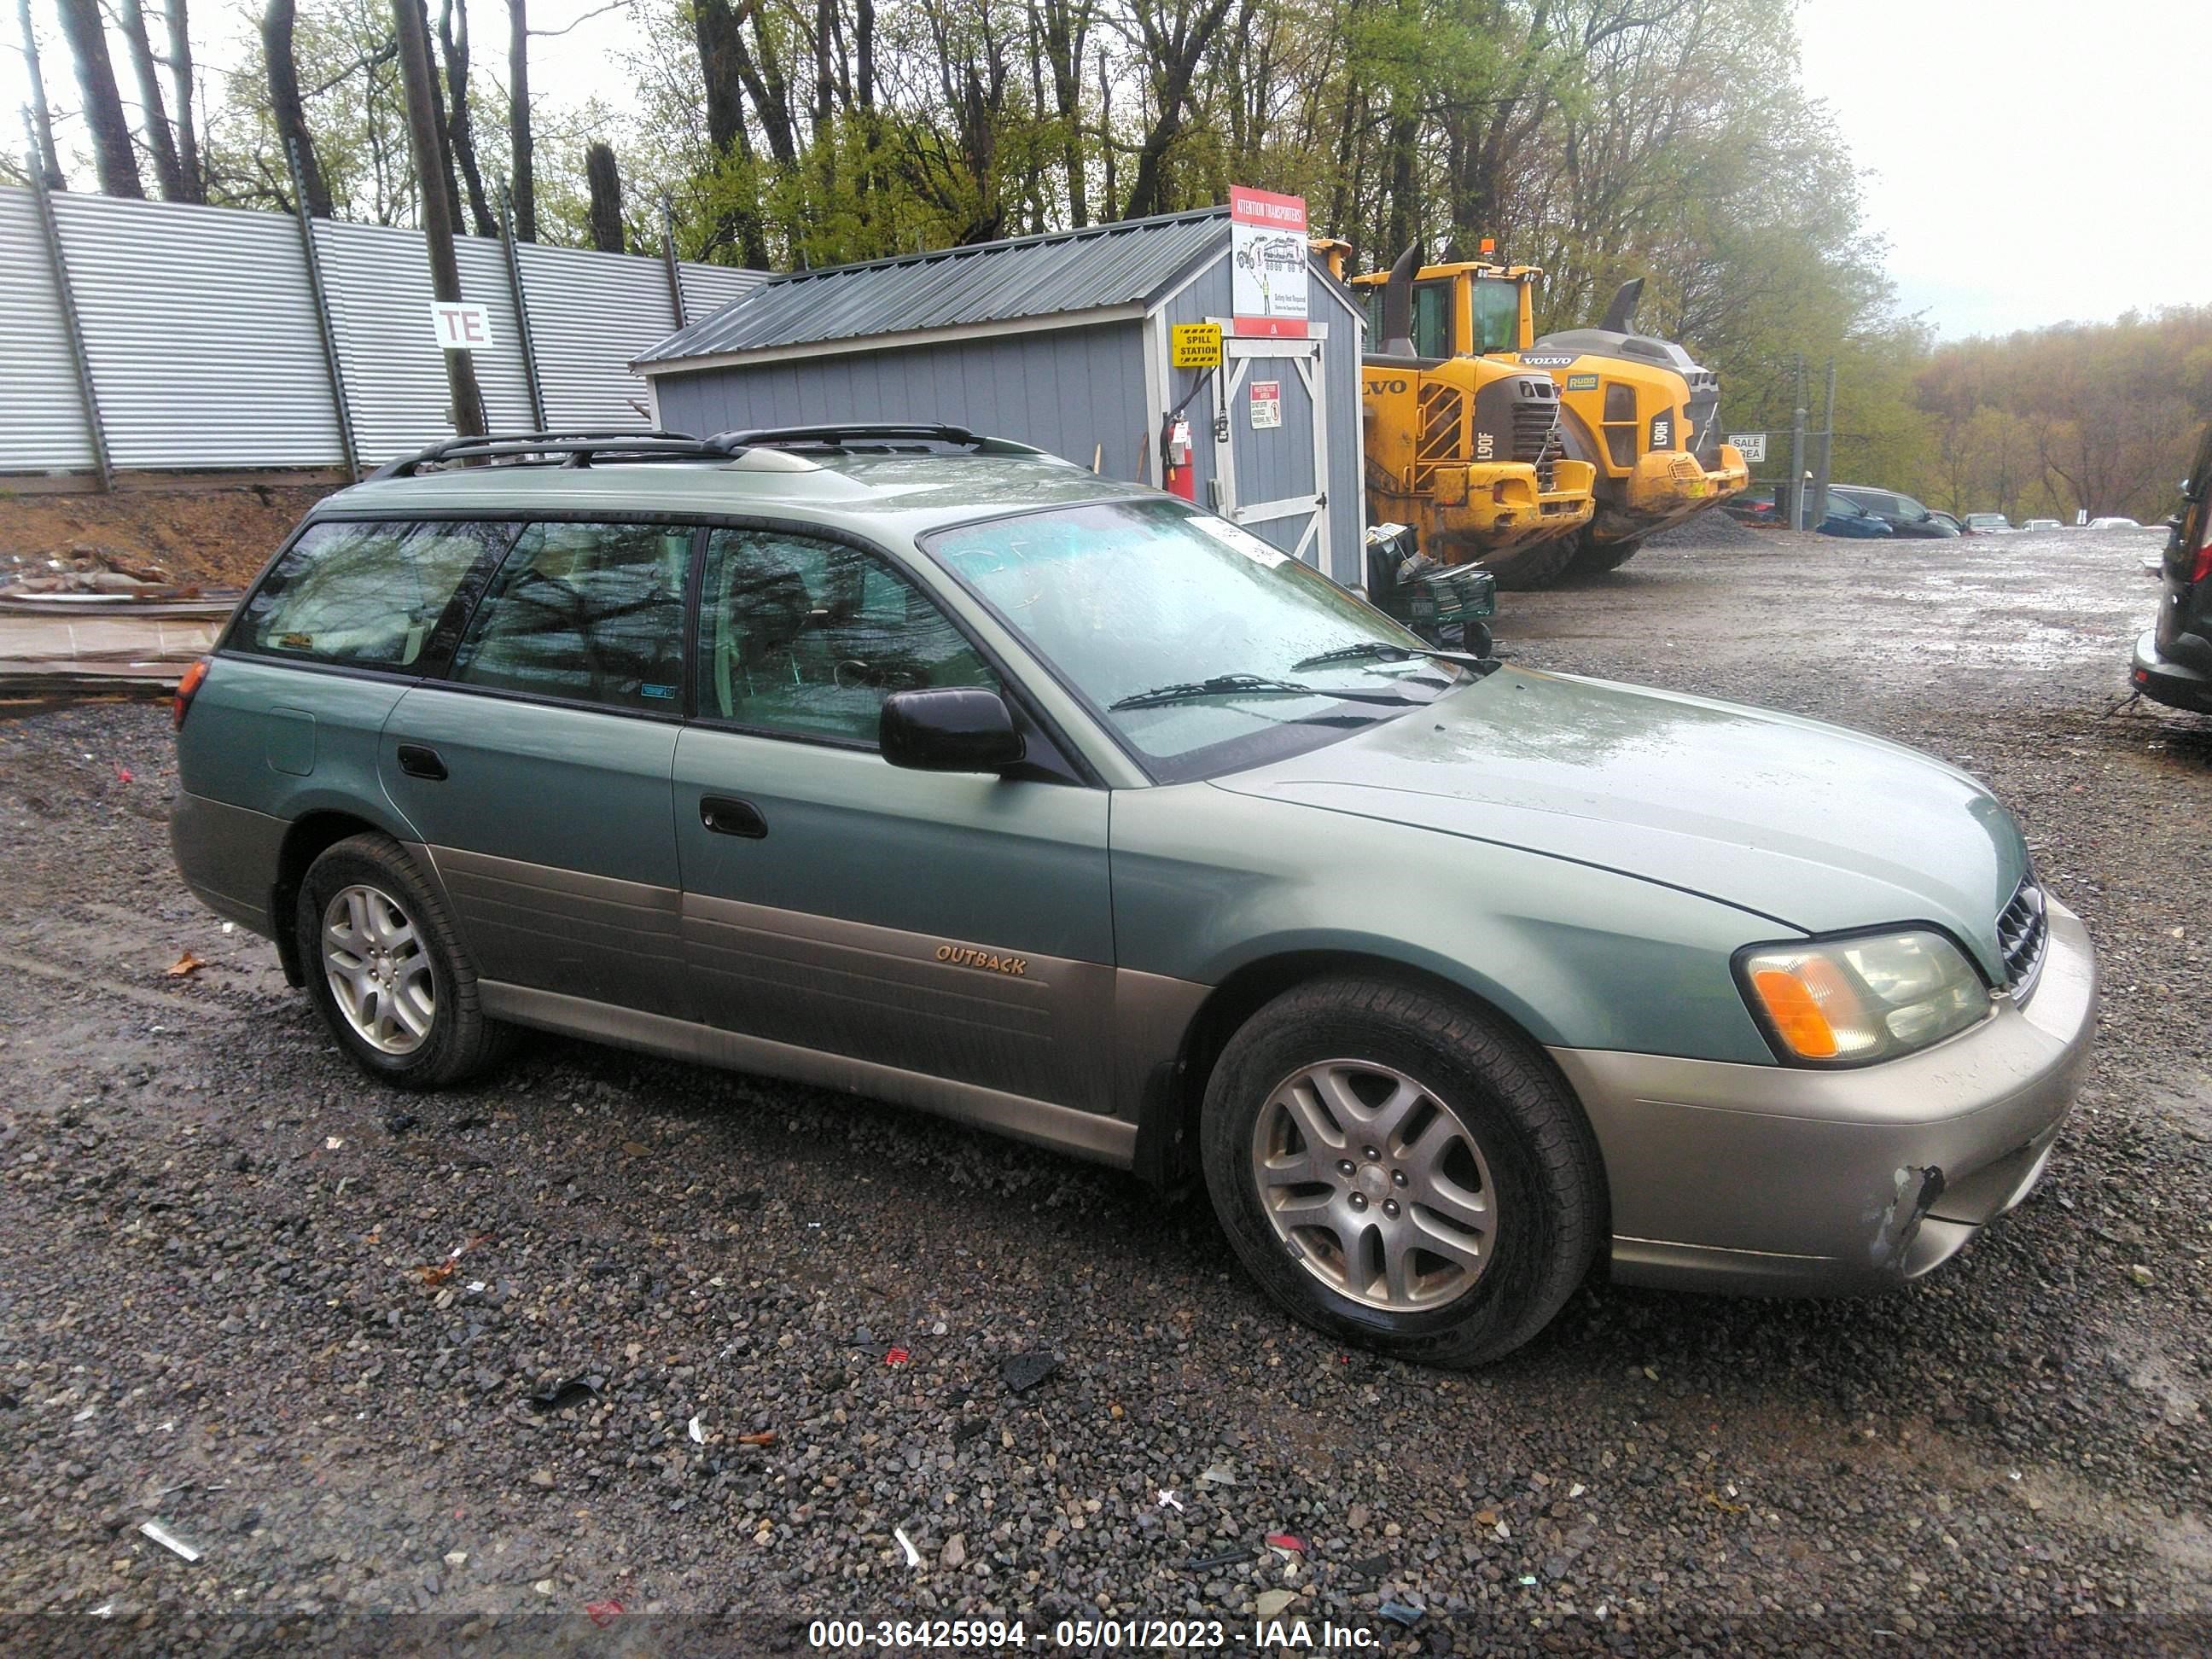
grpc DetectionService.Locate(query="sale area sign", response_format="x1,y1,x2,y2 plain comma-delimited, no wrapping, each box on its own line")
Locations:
1230,187,1308,339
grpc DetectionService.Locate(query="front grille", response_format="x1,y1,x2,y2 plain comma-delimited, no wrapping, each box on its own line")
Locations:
1511,381,1562,491
1996,875,2050,1001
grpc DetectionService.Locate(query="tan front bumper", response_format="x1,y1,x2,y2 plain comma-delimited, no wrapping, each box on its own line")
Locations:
1548,898,2097,1295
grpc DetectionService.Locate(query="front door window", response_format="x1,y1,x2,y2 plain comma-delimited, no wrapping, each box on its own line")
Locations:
694,528,998,743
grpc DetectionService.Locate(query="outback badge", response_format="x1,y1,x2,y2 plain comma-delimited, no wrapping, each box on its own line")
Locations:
936,943,1028,976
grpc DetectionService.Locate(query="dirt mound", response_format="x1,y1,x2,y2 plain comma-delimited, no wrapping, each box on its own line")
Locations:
1650,507,1774,549
0,481,337,590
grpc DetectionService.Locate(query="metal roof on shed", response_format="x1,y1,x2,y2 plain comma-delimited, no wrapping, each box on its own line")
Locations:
634,208,1229,370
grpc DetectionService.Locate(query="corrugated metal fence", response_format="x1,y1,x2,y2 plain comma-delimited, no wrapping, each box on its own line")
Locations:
0,185,766,480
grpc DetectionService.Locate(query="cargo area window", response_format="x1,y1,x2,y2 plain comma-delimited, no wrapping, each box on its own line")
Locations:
449,521,693,711
695,529,998,746
234,520,514,670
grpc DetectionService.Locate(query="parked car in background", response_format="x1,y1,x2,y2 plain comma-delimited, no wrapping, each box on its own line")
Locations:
2131,422,2212,713
2088,516,2145,532
1816,498,1896,538
1723,486,1780,527
1831,486,1959,538
1964,513,2014,533
167,423,2097,1368
2022,518,2062,532
1929,510,1966,537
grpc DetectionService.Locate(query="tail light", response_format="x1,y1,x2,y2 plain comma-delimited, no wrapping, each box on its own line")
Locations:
172,657,210,729
2192,517,2212,585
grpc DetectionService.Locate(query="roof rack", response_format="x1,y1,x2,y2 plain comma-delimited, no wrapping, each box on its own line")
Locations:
706,422,1043,457
367,429,748,480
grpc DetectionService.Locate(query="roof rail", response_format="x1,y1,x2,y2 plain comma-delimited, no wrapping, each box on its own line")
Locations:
366,429,747,480
707,422,1043,457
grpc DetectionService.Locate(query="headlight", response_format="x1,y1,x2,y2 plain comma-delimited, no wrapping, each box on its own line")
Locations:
1737,929,1992,1065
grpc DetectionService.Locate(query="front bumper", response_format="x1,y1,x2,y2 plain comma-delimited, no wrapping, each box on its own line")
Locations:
1383,459,1595,558
2132,627,2212,713
1593,444,1749,544
1548,898,2097,1295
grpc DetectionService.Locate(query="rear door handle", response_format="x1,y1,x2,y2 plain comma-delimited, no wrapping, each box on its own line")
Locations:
396,743,447,781
700,795,767,839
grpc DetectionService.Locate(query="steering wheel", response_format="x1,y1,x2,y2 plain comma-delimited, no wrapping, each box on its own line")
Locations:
833,658,929,691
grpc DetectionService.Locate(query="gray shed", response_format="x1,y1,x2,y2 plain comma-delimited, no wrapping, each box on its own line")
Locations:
632,209,1368,586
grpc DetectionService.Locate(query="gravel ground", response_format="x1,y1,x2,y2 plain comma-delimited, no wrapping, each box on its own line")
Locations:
0,521,2207,1654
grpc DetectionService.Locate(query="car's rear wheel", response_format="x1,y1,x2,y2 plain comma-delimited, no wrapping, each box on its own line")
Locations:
1201,976,1603,1367
296,833,507,1089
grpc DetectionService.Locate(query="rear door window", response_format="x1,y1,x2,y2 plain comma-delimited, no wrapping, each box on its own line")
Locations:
235,520,514,670
450,521,696,712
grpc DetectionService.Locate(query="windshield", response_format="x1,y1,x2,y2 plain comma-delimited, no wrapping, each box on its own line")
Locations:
1472,277,1522,352
921,499,1468,782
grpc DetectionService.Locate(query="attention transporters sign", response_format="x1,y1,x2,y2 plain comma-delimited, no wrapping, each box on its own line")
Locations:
1229,187,1308,340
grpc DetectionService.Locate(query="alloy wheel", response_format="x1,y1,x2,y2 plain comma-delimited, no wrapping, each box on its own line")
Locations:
320,883,435,1055
1249,1058,1498,1311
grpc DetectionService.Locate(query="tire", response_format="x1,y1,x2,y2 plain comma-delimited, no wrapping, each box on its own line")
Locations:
1200,976,1603,1368
1476,538,1576,591
294,832,508,1090
1564,532,1643,579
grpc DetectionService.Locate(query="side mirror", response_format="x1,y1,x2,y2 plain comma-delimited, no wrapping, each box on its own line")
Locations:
880,688,1026,773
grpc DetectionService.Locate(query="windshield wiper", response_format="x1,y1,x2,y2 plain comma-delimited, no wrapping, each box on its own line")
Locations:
1109,672,1417,712
1292,640,1496,672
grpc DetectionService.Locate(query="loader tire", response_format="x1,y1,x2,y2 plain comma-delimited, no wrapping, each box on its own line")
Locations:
1476,538,1576,591
1563,533,1644,579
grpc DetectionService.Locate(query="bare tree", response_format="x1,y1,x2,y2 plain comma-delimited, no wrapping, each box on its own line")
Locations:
55,0,145,197
585,140,625,253
118,0,190,200
438,0,498,236
17,0,66,189
263,0,333,216
165,0,205,200
1118,0,1236,218
393,0,487,435
507,0,533,240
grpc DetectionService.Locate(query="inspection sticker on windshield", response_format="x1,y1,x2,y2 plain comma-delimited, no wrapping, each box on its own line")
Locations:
1191,516,1289,568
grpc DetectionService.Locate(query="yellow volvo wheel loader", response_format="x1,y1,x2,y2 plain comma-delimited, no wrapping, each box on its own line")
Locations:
1343,247,1596,591
1349,256,1747,585
1517,276,1749,577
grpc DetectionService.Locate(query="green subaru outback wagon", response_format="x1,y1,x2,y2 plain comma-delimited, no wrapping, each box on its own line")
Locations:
172,425,2096,1367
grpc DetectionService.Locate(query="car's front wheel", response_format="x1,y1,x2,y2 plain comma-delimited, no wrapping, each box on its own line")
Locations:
295,833,506,1089
1201,976,1603,1367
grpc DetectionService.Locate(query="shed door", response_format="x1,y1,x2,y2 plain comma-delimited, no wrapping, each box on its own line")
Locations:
1209,335,1329,572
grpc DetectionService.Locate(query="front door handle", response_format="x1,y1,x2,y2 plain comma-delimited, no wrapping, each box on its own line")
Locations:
396,743,447,781
700,795,767,839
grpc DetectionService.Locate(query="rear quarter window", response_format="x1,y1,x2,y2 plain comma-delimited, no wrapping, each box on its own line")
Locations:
235,520,515,670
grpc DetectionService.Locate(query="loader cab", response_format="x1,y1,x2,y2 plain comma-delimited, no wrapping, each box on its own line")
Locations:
1353,264,1537,360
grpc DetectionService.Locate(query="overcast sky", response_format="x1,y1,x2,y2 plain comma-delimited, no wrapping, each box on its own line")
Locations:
8,0,2206,341
1796,0,2210,339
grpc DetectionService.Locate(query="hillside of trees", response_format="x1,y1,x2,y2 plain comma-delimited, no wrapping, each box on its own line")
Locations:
11,0,2204,520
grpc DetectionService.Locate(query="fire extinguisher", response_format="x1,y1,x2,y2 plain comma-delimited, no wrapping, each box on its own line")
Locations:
1161,415,1196,502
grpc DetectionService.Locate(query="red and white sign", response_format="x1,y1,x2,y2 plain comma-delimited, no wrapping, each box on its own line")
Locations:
429,301,493,352
1249,379,1282,429
1229,186,1308,340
